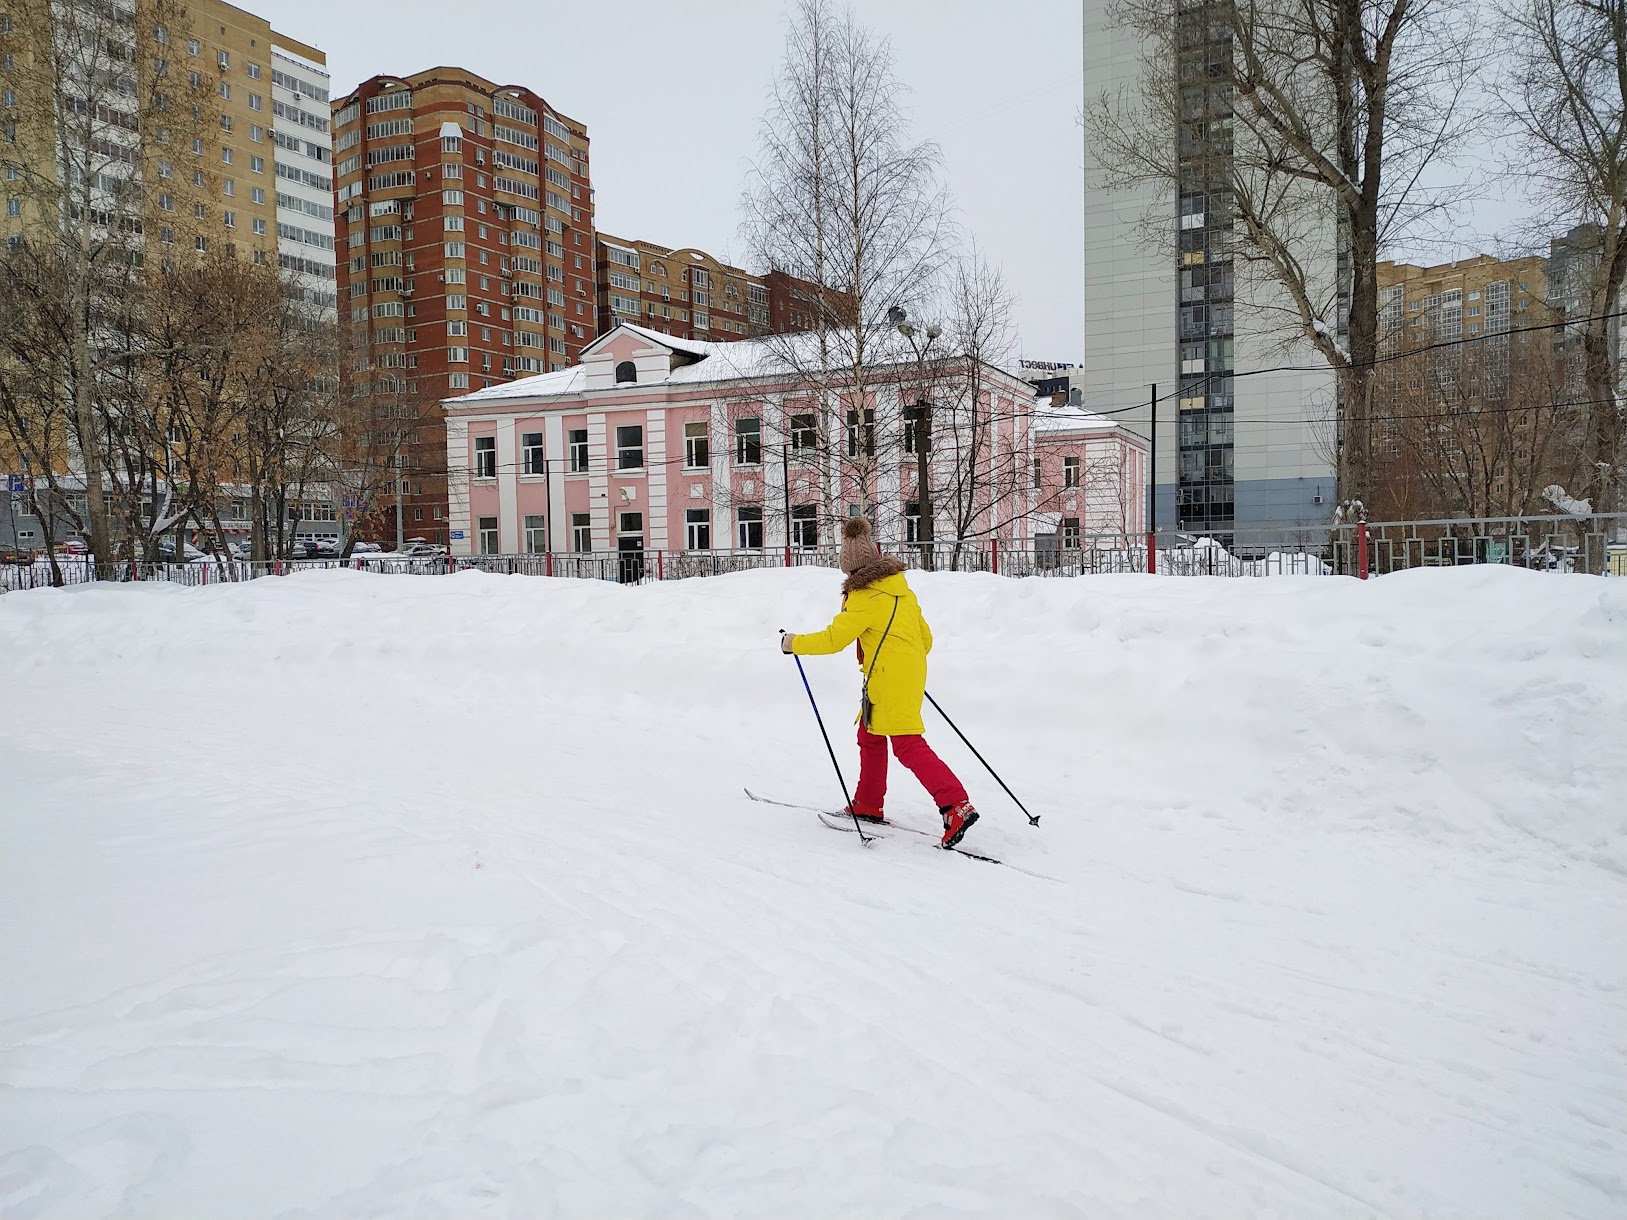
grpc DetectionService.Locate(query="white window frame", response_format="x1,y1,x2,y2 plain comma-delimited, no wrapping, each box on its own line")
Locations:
473,435,496,479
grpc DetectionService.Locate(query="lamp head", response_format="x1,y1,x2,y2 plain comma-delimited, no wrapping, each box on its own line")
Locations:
887,305,907,327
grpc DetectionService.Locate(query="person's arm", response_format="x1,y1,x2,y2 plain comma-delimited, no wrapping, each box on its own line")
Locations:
789,597,874,656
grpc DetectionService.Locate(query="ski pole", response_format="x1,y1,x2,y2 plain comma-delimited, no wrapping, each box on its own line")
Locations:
925,690,1040,826
783,631,873,843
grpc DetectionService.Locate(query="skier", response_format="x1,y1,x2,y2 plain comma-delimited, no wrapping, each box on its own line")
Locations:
780,517,979,848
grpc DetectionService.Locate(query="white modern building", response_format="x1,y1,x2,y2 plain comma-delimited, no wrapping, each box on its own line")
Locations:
1081,0,1337,534
269,41,336,321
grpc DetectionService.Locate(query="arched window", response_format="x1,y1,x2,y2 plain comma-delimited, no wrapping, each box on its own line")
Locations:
615,360,637,384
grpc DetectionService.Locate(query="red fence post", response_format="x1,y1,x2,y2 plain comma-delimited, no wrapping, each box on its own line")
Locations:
657,549,664,582
991,538,999,576
1358,521,1370,580
545,550,553,578
1146,531,1157,575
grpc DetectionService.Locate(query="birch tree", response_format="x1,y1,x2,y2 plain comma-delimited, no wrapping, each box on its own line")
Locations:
742,0,951,536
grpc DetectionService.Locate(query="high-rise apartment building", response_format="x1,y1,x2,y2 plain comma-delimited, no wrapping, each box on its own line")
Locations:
330,67,596,541
597,235,758,340
1377,255,1548,352
1082,0,1337,534
595,233,849,343
2,0,330,294
266,31,335,318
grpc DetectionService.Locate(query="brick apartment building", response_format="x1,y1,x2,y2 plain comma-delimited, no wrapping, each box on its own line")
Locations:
595,233,852,343
330,67,597,544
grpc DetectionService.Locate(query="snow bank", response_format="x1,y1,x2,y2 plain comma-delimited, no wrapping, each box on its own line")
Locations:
2,568,1624,1218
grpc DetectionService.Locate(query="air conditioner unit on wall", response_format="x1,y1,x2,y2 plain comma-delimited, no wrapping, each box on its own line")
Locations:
1313,495,1325,504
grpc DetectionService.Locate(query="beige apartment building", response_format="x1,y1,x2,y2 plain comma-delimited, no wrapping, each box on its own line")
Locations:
1,0,333,311
1373,254,1561,518
595,232,856,344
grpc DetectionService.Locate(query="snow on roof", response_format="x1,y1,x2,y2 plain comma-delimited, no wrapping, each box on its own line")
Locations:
612,321,719,361
1032,397,1121,435
451,363,587,404
443,323,1037,408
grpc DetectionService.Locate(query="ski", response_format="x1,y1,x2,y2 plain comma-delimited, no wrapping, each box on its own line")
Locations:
745,788,1052,877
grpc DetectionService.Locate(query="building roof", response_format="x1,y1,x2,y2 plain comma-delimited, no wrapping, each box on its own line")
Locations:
444,323,1044,410
448,324,881,405
1032,397,1124,436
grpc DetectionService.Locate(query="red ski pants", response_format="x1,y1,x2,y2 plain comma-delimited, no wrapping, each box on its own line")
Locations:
853,723,968,812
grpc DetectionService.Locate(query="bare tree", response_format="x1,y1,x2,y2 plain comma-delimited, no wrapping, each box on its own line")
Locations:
1370,320,1584,518
332,324,444,556
1088,0,1484,508
1500,0,1627,513
233,284,344,563
933,245,1023,567
742,0,951,534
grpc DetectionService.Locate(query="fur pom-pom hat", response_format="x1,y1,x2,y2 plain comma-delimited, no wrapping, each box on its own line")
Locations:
839,516,880,574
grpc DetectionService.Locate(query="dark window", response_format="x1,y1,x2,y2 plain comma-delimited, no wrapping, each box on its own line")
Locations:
686,507,710,550
903,404,930,456
684,421,709,468
570,512,592,552
478,515,498,554
846,408,875,458
521,431,544,474
473,435,496,478
736,505,763,549
615,360,636,384
791,504,818,549
735,416,761,465
616,425,643,470
789,413,817,455
1063,456,1080,488
568,428,588,472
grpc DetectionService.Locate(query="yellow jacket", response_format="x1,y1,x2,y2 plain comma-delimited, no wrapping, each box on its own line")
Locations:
791,569,931,736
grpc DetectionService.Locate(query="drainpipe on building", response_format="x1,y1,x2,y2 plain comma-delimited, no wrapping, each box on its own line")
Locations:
1146,383,1158,575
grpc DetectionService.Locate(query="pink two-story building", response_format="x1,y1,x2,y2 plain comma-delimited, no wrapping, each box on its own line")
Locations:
441,323,1145,561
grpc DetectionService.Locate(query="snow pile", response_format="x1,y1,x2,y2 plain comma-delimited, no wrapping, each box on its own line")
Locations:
2,567,1624,1218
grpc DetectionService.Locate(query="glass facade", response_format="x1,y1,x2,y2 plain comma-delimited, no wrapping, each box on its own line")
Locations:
1174,2,1236,532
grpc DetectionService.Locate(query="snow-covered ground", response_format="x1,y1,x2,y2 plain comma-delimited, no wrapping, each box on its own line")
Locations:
2,567,1623,1218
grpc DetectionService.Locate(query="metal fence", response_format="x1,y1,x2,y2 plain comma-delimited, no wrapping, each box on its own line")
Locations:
5,513,1623,593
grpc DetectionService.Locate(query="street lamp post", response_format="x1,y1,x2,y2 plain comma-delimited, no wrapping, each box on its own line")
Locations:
889,306,941,570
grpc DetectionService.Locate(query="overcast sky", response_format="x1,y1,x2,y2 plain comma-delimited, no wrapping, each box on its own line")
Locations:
260,0,1524,364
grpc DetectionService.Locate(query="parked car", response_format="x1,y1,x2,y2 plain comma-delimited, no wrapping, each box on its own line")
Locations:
349,540,382,554
396,539,447,557
54,538,88,555
156,539,206,562
0,546,33,565
314,538,341,557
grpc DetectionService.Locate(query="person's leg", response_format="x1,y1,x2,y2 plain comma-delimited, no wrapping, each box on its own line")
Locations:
851,722,890,815
890,735,968,808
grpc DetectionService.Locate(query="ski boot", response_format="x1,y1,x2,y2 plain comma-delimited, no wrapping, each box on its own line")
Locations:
939,801,979,848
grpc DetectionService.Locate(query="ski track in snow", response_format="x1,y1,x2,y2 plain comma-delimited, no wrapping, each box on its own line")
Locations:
1,566,1624,1218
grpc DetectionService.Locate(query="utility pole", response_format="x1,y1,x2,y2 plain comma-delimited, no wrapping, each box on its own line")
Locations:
889,306,941,570
782,442,792,566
